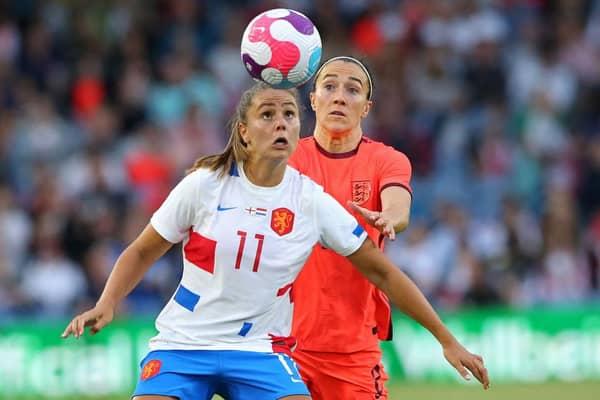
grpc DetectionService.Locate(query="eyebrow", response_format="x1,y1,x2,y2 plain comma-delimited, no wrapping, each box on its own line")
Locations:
257,101,297,110
321,73,364,87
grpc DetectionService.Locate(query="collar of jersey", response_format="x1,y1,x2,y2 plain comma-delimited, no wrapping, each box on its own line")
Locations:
236,161,290,193
314,137,365,159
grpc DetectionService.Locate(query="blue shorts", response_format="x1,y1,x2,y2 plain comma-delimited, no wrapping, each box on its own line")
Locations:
133,349,310,400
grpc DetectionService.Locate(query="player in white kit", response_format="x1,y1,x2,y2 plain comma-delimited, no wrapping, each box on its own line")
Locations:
62,83,489,400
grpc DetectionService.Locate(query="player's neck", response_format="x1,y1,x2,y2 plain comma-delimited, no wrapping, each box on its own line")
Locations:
314,127,362,153
243,160,286,187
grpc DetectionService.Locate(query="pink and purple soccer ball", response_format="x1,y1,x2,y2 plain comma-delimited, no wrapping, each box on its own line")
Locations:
241,8,322,89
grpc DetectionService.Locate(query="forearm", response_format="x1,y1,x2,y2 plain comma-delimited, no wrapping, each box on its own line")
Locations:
348,241,490,389
380,186,411,233
377,267,456,346
348,240,456,347
97,224,173,308
96,246,154,307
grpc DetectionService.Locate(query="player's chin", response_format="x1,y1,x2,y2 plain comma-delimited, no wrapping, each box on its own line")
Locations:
267,149,292,164
324,122,352,136
270,143,292,155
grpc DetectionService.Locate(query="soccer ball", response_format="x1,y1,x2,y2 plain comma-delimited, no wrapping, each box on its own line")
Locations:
241,8,322,89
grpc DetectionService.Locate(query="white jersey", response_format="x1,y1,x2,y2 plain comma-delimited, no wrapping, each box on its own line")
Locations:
148,162,367,353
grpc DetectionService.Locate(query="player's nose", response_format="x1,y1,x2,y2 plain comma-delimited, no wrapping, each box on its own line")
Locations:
274,114,288,130
332,89,346,105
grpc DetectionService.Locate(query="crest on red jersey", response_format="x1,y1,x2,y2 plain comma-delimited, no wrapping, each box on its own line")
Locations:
271,207,294,236
352,180,372,204
140,359,162,380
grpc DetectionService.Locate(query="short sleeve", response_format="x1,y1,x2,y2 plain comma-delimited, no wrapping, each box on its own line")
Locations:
150,170,205,243
313,190,367,256
377,146,412,194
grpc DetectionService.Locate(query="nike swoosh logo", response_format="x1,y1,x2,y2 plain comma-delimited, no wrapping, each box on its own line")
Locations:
217,205,236,211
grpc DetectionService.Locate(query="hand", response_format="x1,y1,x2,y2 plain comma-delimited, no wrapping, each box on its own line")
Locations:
443,341,490,389
61,302,115,339
347,201,395,240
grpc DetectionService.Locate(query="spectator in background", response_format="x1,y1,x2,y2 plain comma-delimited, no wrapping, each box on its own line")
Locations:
166,103,225,172
125,122,176,213
19,214,87,318
0,182,31,318
578,135,600,222
385,220,449,303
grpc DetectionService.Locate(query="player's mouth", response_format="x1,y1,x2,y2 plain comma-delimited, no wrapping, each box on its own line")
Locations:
329,110,346,117
273,137,289,149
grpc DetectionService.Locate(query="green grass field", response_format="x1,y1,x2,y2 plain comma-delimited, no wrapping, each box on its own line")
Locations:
387,381,600,400
13,381,600,400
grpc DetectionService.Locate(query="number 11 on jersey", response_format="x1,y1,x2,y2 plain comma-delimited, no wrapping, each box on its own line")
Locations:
235,230,265,272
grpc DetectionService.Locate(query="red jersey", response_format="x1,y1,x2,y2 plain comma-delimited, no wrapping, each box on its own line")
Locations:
289,136,412,353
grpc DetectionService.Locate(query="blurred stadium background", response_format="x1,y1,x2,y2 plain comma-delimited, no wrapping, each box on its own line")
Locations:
1,0,600,399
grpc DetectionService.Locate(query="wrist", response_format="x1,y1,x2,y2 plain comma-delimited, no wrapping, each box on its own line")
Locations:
432,325,459,348
96,297,118,309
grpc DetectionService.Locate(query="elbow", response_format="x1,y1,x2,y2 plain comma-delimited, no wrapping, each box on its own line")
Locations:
394,216,410,233
348,240,388,287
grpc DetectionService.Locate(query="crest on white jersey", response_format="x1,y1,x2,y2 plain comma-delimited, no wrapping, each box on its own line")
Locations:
271,207,294,236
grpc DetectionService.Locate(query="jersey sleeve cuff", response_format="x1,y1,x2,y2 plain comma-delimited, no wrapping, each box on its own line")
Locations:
150,217,184,244
336,225,368,257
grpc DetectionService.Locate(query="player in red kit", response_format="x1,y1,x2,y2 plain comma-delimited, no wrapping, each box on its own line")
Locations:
289,56,413,399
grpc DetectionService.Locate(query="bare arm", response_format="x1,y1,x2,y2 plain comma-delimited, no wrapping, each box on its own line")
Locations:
62,224,174,338
347,239,490,389
348,186,411,240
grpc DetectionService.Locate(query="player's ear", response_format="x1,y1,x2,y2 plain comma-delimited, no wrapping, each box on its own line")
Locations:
309,92,317,111
239,123,250,145
361,100,373,118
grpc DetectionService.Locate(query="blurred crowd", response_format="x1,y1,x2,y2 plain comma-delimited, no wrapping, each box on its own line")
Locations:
0,0,599,321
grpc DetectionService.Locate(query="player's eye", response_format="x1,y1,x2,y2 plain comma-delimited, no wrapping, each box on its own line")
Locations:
324,83,335,91
348,87,360,94
285,110,296,118
262,111,272,119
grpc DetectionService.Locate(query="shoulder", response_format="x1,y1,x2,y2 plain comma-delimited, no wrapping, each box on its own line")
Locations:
361,137,411,163
285,165,324,193
176,167,224,195
285,165,326,210
298,136,316,147
360,136,400,154
290,137,316,162
183,167,220,185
